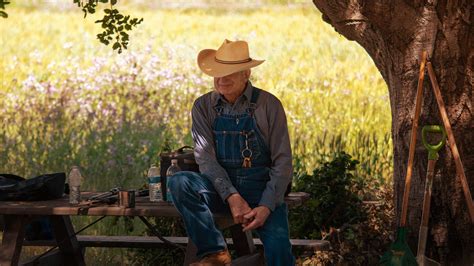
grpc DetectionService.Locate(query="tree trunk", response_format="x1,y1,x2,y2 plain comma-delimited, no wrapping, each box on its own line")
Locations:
312,1,474,264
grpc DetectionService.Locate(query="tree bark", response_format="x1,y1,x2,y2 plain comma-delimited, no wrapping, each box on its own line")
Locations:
312,0,474,264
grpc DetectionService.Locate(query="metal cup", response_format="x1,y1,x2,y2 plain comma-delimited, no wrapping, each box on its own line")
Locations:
118,190,136,208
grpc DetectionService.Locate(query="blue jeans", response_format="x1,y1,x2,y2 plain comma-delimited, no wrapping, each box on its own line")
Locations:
168,171,295,266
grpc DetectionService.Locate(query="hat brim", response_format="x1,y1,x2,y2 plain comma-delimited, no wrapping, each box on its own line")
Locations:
197,49,264,78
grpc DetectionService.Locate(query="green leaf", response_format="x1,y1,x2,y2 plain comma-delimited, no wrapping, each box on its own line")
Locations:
112,42,120,50
0,1,10,9
0,11,7,18
111,0,117,5
104,9,111,14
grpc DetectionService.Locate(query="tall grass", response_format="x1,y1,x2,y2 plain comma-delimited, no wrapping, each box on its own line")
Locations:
0,3,392,264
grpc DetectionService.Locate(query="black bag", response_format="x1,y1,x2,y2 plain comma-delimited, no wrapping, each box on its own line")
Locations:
159,146,199,201
0,173,66,201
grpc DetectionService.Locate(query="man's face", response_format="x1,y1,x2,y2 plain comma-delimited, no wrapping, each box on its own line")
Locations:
214,70,250,103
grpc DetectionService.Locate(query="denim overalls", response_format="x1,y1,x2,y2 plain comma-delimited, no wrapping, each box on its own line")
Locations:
213,88,272,205
169,88,295,265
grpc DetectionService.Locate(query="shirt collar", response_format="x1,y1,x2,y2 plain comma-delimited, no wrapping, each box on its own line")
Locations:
212,81,254,107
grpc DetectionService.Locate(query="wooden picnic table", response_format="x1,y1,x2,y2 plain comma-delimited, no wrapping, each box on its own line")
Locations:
0,192,325,266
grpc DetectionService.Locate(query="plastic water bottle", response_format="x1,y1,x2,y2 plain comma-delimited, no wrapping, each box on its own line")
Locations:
165,159,181,202
148,164,163,202
68,166,82,205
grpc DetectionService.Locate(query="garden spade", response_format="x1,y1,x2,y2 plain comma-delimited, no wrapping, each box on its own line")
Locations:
380,51,428,266
416,125,445,266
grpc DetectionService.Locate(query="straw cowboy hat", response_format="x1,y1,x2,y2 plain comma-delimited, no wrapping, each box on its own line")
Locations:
197,39,265,78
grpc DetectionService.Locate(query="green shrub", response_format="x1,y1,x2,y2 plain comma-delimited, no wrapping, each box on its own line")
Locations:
129,217,187,266
290,152,366,239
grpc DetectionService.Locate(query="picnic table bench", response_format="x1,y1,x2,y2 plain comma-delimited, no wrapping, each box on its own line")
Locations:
0,192,329,266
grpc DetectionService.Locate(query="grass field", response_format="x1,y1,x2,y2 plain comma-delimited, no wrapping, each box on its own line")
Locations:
0,1,392,264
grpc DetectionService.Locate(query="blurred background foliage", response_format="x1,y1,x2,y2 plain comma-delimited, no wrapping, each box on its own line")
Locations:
0,0,393,264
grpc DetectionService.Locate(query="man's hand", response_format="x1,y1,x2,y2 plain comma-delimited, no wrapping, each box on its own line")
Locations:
242,206,271,232
227,193,252,224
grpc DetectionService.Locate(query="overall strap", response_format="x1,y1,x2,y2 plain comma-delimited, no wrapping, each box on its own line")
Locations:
246,87,261,116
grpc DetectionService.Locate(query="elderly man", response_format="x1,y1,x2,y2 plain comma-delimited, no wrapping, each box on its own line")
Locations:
168,39,294,266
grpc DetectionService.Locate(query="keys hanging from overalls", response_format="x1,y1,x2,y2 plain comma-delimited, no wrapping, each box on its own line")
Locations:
241,132,253,168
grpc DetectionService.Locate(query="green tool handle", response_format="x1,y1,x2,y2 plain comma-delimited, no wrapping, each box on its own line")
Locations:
422,125,446,160
417,126,445,262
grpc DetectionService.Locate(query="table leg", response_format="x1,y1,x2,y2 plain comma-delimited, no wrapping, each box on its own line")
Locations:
0,215,28,266
183,238,199,266
230,224,255,256
48,216,85,266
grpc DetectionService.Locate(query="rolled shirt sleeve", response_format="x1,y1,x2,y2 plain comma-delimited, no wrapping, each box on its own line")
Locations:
191,97,238,201
257,96,293,211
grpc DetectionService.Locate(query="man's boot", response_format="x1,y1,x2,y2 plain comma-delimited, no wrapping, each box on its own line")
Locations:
190,249,232,266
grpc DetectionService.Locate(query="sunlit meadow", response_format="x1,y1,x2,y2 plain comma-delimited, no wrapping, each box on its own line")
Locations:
0,1,392,264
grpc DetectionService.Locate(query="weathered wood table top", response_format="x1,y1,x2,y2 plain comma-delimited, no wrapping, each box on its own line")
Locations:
0,191,309,217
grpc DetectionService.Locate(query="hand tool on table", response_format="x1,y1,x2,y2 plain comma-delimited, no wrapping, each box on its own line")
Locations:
78,188,149,208
87,187,121,201
416,125,446,266
77,187,121,207
380,51,428,266
426,62,474,223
